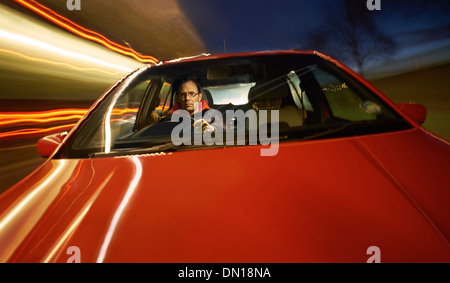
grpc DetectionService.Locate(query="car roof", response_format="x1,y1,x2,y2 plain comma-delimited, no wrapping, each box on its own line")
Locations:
158,49,318,66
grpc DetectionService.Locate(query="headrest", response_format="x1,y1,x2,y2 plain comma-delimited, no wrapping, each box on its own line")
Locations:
202,88,214,106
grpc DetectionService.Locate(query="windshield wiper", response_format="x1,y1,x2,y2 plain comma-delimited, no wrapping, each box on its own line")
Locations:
300,121,357,141
92,142,179,157
299,118,410,141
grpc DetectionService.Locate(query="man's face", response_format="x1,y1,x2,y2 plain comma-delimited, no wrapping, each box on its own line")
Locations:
176,80,202,114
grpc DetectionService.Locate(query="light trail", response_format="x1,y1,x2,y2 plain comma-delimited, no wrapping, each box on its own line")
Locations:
0,109,88,120
0,114,84,127
0,108,137,120
0,29,134,73
0,48,124,76
97,156,142,263
0,124,76,140
0,108,139,141
14,0,158,64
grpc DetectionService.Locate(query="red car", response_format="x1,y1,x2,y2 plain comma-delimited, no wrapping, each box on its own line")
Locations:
0,50,449,263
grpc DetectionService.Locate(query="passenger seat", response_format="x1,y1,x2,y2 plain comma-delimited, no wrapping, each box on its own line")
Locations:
247,77,305,131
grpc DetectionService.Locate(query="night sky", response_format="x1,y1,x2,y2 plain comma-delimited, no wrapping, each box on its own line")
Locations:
178,0,450,59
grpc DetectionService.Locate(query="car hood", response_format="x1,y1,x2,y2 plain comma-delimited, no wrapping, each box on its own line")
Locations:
0,128,449,262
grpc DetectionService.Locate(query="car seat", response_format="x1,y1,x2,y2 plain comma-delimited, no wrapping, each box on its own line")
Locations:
247,76,305,131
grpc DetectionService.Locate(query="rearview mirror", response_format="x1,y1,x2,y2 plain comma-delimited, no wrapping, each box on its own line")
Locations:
37,132,68,158
397,103,427,125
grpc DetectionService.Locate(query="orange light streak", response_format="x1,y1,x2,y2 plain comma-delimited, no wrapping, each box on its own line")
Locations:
0,124,76,140
0,114,84,127
14,0,158,64
8,159,86,263
0,161,56,221
112,108,139,115
0,108,139,140
0,109,88,120
0,48,125,76
0,108,137,120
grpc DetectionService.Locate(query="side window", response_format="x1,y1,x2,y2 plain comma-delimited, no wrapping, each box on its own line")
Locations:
136,80,172,130
313,68,378,121
156,82,172,116
107,79,149,141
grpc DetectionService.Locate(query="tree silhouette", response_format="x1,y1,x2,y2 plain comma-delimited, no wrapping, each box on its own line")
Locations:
302,0,395,75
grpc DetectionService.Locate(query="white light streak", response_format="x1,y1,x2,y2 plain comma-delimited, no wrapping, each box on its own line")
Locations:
96,156,143,263
0,29,133,73
0,160,65,233
104,67,147,154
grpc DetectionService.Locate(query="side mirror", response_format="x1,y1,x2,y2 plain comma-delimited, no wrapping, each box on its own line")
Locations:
397,103,427,125
37,132,68,158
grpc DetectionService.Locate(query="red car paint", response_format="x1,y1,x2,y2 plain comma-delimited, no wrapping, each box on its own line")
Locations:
0,51,449,262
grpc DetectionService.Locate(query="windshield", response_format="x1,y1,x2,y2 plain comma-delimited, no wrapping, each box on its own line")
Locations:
58,54,410,158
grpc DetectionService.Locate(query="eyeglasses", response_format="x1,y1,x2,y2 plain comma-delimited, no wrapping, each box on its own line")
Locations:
177,91,199,98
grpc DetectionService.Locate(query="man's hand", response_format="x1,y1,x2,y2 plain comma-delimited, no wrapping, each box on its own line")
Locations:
193,119,215,134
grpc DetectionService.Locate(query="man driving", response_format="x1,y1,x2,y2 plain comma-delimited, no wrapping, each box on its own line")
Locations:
168,75,216,134
168,75,209,116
